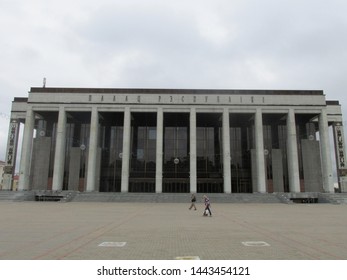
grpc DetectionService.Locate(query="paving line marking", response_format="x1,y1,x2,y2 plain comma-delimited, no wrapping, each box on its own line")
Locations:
175,256,200,260
98,242,127,247
242,241,270,247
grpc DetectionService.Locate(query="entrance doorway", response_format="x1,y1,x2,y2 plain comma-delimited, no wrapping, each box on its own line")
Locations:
196,113,223,193
163,113,190,193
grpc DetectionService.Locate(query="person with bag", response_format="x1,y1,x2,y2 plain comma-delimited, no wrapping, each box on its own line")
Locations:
203,195,212,217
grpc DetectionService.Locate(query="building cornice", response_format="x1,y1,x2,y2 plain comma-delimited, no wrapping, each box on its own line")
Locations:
29,87,324,96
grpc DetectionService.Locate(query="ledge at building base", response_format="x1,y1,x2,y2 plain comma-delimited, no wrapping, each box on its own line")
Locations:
1,191,347,204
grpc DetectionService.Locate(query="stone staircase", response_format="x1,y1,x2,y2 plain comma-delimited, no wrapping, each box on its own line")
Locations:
0,191,35,201
71,192,283,203
59,191,78,202
274,192,294,204
2,190,347,204
318,193,347,204
0,191,15,201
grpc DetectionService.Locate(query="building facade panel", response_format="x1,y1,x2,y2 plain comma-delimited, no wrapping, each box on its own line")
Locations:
6,87,347,193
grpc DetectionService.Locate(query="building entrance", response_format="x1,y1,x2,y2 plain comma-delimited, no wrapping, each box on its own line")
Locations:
99,112,124,192
163,113,190,193
196,113,223,193
129,113,157,192
229,113,253,193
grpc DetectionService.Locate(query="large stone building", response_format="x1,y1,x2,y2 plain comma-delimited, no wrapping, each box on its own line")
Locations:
3,87,347,194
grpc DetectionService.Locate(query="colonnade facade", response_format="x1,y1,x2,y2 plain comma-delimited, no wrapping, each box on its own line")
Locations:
3,88,347,193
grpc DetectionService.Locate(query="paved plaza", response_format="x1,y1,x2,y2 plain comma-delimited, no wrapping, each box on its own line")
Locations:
0,201,346,260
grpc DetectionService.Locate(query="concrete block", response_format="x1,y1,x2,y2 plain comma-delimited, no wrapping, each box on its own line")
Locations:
68,147,81,191
272,149,284,192
301,139,323,192
30,137,51,190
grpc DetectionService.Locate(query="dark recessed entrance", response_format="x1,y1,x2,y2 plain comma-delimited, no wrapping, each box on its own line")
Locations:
196,113,223,193
163,113,190,193
129,112,157,192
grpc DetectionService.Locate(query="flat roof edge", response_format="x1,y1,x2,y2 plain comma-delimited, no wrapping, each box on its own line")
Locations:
29,87,324,95
13,97,28,102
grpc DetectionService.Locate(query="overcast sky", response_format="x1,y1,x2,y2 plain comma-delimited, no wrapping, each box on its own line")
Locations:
1,0,347,162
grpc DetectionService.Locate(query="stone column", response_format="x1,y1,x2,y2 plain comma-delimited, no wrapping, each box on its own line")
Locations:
3,118,20,190
190,108,197,193
287,109,300,192
255,108,266,193
52,106,66,191
86,107,99,192
121,107,131,192
18,107,35,191
155,108,163,193
222,108,232,193
319,109,334,192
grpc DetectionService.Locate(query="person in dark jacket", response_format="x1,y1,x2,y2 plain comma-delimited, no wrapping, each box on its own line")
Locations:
189,193,197,210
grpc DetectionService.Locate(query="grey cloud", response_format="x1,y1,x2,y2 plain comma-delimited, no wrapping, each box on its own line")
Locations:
1,0,347,159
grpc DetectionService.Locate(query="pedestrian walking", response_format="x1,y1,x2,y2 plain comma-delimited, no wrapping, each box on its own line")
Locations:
189,193,197,210
203,195,212,217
